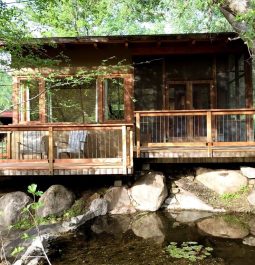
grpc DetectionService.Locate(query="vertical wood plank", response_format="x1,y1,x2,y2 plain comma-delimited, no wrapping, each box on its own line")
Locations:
39,78,46,123
124,74,134,123
187,82,193,139
244,56,253,141
207,111,213,157
129,128,134,169
12,77,19,124
97,78,103,123
48,126,54,175
122,125,127,175
244,55,253,108
7,132,11,159
136,112,141,158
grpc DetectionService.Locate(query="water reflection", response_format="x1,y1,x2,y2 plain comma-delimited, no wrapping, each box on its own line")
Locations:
50,211,255,265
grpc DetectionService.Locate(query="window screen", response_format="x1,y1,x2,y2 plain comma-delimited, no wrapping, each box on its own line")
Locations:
46,78,97,123
104,78,124,121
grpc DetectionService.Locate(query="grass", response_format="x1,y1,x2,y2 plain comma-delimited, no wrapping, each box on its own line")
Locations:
220,185,250,203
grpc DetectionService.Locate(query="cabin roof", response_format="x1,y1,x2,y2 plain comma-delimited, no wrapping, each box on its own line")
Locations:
34,32,239,45
0,32,240,46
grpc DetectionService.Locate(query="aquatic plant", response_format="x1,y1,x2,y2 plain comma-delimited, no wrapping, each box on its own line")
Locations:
165,241,213,262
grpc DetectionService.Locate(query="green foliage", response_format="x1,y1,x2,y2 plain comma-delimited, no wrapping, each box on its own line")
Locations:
24,0,166,36
63,198,86,219
0,70,12,112
165,241,213,262
162,0,232,33
11,246,25,256
28,184,43,197
220,185,250,203
222,214,249,229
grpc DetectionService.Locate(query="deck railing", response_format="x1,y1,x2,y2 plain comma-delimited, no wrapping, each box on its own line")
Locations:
135,109,255,157
0,123,133,175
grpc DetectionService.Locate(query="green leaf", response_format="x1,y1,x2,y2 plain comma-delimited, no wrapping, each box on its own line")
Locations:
21,233,30,240
28,184,37,194
11,246,25,256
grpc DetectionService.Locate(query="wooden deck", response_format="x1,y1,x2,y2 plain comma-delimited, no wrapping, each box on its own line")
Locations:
0,123,133,176
0,160,133,175
137,145,255,159
135,109,255,162
1,109,255,175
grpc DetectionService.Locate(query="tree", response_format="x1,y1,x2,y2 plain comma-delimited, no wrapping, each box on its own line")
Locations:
216,0,255,53
23,0,166,36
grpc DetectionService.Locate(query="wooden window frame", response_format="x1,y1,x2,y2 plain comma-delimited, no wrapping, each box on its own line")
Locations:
98,74,133,124
14,77,45,124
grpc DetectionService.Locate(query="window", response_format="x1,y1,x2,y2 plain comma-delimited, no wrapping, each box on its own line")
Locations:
217,54,245,109
19,80,39,122
46,78,97,123
103,78,124,121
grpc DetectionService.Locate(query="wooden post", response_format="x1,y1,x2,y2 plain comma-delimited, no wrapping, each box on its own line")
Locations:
207,111,213,157
136,112,141,158
7,132,11,159
129,128,134,170
39,78,46,123
122,125,127,175
244,56,253,141
12,77,19,124
48,127,54,175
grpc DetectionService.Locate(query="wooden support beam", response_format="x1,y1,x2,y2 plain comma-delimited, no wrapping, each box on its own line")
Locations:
12,77,19,124
39,78,46,123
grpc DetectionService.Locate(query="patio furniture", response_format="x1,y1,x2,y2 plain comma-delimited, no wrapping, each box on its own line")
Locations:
56,130,87,158
18,131,47,159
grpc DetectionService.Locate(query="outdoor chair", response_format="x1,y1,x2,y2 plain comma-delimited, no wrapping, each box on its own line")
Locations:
56,130,87,158
18,131,47,159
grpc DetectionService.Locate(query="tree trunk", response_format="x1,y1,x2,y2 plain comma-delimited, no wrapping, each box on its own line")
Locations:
217,0,254,54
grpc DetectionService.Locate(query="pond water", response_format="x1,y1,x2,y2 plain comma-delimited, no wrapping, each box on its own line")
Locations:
48,211,255,265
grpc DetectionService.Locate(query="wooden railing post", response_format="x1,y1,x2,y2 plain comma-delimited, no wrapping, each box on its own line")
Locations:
7,132,12,159
48,126,54,175
135,112,141,158
207,111,213,157
129,127,134,172
122,125,127,175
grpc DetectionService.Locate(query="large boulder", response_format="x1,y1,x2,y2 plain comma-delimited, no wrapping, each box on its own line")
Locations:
197,216,249,239
168,211,213,223
247,190,255,207
104,187,136,215
0,192,31,227
129,171,168,211
240,167,255,179
248,216,255,235
164,189,216,212
196,170,247,195
36,185,75,218
92,215,131,235
243,236,255,246
131,213,165,244
89,198,108,216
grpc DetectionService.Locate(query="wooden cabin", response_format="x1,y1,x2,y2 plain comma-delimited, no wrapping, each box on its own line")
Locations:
0,32,254,175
